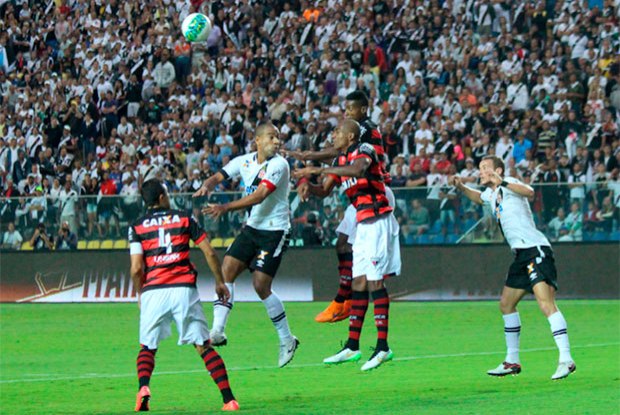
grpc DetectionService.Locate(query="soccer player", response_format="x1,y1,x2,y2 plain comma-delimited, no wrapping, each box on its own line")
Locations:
129,180,239,412
193,123,299,368
287,90,392,323
293,119,401,371
450,155,576,380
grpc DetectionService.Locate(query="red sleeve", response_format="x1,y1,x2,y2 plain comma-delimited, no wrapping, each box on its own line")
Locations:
328,174,341,185
260,179,276,192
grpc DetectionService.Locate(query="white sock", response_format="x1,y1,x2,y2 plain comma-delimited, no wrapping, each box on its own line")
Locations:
503,312,521,363
262,292,292,343
548,311,573,363
212,283,234,333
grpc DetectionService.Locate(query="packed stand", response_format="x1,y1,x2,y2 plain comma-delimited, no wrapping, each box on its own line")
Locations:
1,0,620,250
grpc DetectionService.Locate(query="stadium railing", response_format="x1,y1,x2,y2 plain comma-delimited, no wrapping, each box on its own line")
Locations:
1,182,618,250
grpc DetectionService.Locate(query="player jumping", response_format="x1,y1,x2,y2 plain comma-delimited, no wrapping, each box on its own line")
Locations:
193,123,299,368
294,119,401,371
450,155,576,380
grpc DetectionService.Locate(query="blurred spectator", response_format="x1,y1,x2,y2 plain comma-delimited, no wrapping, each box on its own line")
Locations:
301,211,324,246
407,199,430,236
29,222,54,251
1,222,23,250
54,221,78,251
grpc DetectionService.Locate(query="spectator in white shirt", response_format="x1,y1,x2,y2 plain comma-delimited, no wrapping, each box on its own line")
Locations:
1,222,23,250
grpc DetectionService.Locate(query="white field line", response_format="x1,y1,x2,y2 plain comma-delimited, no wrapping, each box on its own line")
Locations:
1,342,617,385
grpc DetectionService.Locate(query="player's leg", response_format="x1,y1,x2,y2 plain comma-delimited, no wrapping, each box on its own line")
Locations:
361,278,395,371
195,343,239,410
323,275,368,364
532,282,576,379
211,255,246,345
527,248,575,379
315,205,356,323
211,230,254,345
487,285,527,376
135,290,174,411
251,230,299,367
136,345,156,412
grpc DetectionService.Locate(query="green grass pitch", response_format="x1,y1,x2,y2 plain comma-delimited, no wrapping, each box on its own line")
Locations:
1,301,619,414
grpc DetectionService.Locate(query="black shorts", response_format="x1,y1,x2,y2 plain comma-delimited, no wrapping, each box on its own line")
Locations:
225,226,290,277
505,246,558,293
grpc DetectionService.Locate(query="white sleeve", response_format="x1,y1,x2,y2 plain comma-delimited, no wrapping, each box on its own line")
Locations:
260,157,289,191
221,154,244,180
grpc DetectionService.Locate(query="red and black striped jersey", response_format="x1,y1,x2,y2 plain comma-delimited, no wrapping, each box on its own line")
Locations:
359,118,391,184
129,208,207,291
329,142,393,223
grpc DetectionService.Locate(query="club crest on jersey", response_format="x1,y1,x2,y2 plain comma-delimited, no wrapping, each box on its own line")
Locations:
142,214,181,228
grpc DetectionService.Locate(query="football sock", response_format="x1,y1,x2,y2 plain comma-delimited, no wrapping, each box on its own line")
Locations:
137,346,156,389
548,311,573,362
262,292,293,342
502,312,521,363
334,252,353,303
213,283,234,333
371,288,390,351
345,290,369,351
200,347,235,403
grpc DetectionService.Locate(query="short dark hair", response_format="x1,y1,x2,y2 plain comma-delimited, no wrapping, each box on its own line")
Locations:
346,90,369,107
482,155,505,175
141,180,166,207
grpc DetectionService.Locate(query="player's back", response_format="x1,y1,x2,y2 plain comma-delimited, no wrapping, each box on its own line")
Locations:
360,118,390,182
336,142,393,223
129,208,207,291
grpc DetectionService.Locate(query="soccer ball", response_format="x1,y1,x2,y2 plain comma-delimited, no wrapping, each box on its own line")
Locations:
181,13,212,42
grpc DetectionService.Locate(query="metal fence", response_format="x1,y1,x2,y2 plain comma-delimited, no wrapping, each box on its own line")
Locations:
1,182,618,251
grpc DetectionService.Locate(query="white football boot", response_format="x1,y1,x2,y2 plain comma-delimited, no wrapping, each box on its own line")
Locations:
551,361,576,380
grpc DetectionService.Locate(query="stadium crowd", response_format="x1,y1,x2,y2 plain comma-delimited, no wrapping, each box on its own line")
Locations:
1,0,620,249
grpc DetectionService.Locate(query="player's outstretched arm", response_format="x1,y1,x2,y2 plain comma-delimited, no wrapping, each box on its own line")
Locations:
283,146,339,162
305,175,338,199
193,171,226,198
196,238,230,302
293,157,371,180
449,175,484,205
203,183,273,219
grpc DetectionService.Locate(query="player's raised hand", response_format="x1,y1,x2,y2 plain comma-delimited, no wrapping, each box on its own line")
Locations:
193,185,209,198
215,282,231,303
281,149,304,160
297,181,311,202
203,203,228,219
489,172,503,186
292,166,322,179
448,175,463,188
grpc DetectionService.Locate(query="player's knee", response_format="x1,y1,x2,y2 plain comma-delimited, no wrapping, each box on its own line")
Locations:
336,235,351,253
499,298,516,314
537,300,557,317
351,277,366,291
252,279,271,299
367,280,384,292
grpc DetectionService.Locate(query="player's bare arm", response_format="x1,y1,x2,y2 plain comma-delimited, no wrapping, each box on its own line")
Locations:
449,175,484,205
283,146,339,162
303,174,338,199
293,157,371,180
193,171,226,198
196,238,230,302
203,183,273,219
489,172,535,198
130,253,145,307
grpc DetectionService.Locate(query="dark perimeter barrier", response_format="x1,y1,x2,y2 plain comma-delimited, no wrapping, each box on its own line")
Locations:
0,243,618,303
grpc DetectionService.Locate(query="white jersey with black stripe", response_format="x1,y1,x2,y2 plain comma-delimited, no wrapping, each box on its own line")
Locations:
221,152,290,231
480,176,550,251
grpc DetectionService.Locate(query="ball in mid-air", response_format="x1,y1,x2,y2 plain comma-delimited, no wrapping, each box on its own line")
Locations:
181,13,212,42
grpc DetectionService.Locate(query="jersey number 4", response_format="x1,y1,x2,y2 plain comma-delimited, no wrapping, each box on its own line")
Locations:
158,228,173,254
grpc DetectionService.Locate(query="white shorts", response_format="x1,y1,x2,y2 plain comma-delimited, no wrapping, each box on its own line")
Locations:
352,214,401,281
336,187,396,244
139,286,210,349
